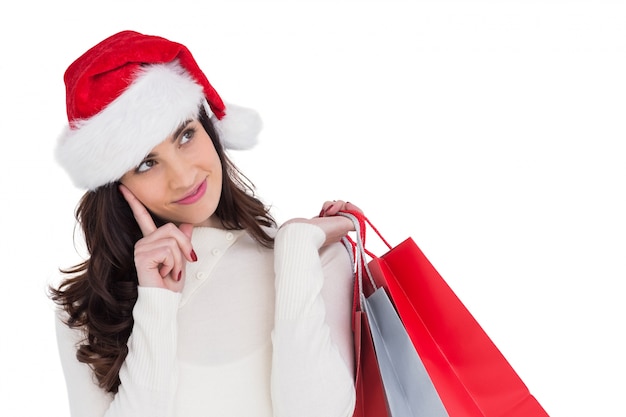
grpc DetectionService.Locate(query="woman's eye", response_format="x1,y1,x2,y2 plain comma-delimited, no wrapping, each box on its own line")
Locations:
180,128,195,145
136,159,155,173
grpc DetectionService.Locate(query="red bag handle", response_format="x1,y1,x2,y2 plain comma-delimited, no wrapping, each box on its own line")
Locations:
339,210,394,327
340,209,393,260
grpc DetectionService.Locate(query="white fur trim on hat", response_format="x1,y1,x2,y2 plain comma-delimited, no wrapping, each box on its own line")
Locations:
214,102,262,151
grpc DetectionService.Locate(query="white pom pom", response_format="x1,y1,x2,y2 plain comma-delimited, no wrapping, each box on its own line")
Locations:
214,103,262,150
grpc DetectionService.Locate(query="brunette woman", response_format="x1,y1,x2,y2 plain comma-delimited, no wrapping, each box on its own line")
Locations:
51,30,357,417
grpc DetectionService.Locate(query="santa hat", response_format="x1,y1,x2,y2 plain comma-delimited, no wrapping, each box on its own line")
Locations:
55,30,261,190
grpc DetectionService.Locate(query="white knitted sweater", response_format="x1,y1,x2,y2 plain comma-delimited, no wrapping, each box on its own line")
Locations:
55,223,356,417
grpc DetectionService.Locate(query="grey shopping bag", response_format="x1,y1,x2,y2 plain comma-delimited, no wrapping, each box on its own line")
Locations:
363,287,449,417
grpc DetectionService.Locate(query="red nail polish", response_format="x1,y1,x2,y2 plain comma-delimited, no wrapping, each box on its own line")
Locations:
177,271,182,281
190,250,198,262
319,208,325,217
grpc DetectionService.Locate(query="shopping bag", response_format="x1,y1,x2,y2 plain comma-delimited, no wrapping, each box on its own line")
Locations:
351,305,390,417
343,210,549,417
347,230,390,417
364,288,450,417
344,213,449,417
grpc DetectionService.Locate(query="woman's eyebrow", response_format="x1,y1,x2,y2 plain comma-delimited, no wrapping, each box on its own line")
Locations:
141,119,194,160
170,119,193,142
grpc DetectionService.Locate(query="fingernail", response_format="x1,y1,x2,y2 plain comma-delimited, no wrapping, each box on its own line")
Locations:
319,209,325,217
190,250,198,262
177,271,182,281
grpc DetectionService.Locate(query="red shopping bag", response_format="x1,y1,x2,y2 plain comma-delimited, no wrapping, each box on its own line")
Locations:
345,211,549,417
351,261,390,417
351,308,390,417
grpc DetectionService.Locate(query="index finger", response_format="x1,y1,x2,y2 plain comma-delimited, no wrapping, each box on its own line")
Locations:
119,184,157,236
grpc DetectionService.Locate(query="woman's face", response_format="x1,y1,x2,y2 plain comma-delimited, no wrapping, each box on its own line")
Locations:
120,118,223,227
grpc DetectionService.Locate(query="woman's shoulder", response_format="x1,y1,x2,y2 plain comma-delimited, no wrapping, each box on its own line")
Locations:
320,240,352,270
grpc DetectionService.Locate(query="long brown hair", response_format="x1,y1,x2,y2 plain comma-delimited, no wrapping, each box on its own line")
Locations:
49,106,275,393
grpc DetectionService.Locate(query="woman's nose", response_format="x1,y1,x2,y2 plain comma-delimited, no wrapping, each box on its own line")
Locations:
166,156,195,189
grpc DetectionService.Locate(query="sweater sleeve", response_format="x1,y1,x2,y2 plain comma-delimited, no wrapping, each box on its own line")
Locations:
271,222,356,417
55,287,181,417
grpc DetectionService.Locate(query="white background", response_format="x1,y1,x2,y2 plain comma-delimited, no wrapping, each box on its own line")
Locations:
1,1,624,416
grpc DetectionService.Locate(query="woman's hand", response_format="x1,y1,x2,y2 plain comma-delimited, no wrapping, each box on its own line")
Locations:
283,200,362,247
119,184,196,293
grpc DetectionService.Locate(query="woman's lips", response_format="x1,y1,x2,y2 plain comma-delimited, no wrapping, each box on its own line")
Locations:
175,179,207,205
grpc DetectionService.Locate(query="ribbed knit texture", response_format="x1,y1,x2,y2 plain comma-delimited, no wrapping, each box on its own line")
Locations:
125,287,180,389
55,224,355,417
273,223,326,320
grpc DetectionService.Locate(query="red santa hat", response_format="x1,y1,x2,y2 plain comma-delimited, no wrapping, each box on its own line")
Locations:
55,30,261,190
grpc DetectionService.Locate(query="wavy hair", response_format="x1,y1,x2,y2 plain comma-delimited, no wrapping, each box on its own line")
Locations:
49,106,275,393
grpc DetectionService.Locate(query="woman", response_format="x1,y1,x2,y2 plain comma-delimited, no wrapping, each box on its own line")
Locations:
51,30,357,417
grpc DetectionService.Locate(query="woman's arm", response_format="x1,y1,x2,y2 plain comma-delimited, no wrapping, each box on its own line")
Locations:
55,287,180,417
271,221,356,417
56,185,193,416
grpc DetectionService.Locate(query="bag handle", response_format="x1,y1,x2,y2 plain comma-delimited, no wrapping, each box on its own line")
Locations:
340,210,393,260
339,210,393,314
